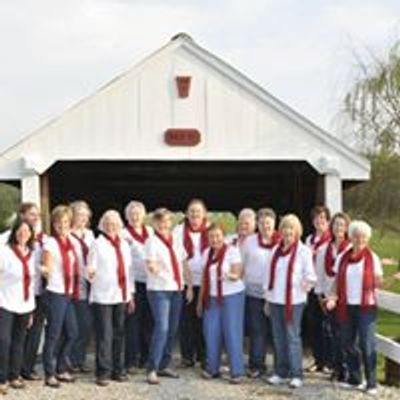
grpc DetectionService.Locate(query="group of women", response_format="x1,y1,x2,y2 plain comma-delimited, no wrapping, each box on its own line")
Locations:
0,199,383,395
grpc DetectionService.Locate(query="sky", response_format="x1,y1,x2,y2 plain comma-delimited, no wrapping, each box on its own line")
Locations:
1,0,399,152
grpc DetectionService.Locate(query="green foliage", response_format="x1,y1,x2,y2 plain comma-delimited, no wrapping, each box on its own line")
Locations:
0,183,19,231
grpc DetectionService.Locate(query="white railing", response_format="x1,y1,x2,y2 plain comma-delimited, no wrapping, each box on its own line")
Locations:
376,289,400,364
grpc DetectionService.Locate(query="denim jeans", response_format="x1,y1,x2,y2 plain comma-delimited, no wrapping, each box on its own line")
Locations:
179,286,205,366
92,303,126,378
42,291,78,377
269,302,305,379
147,290,183,372
0,308,30,383
70,299,93,368
203,291,245,378
338,305,377,389
125,282,153,369
22,295,46,376
245,296,272,373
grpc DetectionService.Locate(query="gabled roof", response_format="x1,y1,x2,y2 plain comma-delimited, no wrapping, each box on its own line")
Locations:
0,33,369,178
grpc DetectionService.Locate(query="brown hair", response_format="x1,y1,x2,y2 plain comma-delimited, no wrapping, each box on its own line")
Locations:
207,222,225,235
257,208,277,221
152,208,173,223
186,198,208,213
310,205,331,221
7,218,35,250
18,202,39,216
329,212,351,238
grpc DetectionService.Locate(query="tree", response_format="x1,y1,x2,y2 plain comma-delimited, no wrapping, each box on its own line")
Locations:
0,183,19,231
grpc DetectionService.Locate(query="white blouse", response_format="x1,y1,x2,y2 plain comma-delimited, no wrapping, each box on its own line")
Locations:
314,241,351,296
44,235,81,296
333,249,383,306
0,244,36,314
241,234,273,299
122,225,153,284
265,242,316,305
201,245,244,297
173,223,205,287
71,229,96,300
144,234,187,291
88,234,133,304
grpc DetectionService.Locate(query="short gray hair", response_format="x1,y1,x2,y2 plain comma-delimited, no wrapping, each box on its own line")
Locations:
348,220,372,240
124,201,146,222
98,210,124,233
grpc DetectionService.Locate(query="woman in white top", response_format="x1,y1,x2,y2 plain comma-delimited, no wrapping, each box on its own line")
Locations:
41,205,80,388
69,201,95,373
173,198,208,368
144,208,192,384
122,200,153,372
241,208,281,378
266,214,316,389
197,223,245,384
87,210,134,387
0,219,35,394
326,220,383,395
227,208,256,248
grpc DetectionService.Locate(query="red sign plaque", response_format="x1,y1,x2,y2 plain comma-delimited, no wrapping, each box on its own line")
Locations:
164,129,201,146
176,76,192,98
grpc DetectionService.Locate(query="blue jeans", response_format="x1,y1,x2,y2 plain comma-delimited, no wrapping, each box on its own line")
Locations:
246,296,272,372
42,291,78,376
125,282,153,368
147,290,183,371
338,306,377,388
269,302,304,379
70,299,93,368
203,291,245,378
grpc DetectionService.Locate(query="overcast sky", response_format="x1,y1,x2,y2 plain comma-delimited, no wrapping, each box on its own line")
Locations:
1,0,399,152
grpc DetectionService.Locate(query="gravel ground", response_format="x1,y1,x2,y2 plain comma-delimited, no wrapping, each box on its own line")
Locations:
2,360,400,400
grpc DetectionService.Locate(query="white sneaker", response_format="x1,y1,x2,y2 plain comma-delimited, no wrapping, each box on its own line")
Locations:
289,378,303,388
365,387,378,396
267,374,287,385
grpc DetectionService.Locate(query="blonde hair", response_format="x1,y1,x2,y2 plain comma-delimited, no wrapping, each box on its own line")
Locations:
98,210,124,233
348,220,372,240
70,200,92,227
279,213,303,239
152,208,173,224
51,205,73,234
124,201,146,222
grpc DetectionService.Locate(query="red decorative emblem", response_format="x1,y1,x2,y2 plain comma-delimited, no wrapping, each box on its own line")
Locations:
176,76,192,98
164,129,201,146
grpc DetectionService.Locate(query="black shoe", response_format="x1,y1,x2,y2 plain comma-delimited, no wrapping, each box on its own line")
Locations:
112,374,128,382
96,377,110,387
158,368,179,378
22,371,41,381
79,365,92,374
181,359,195,368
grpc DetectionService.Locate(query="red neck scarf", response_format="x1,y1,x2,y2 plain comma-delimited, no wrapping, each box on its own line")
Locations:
310,229,331,262
324,238,350,277
155,231,182,290
202,244,228,308
268,240,299,322
183,218,208,259
102,233,128,301
35,232,45,248
126,224,149,244
258,231,282,249
336,247,376,322
71,232,89,266
12,246,32,301
55,235,80,300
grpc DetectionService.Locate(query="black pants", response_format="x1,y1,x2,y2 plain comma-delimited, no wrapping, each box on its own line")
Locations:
93,303,126,378
0,308,31,384
22,295,45,376
179,286,205,366
125,282,153,368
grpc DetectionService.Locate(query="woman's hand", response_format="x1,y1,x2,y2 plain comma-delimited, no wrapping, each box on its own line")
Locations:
27,314,34,329
263,301,270,317
196,300,203,318
127,298,135,314
40,264,50,280
325,298,337,311
301,279,314,293
147,261,160,275
186,286,194,303
86,266,96,282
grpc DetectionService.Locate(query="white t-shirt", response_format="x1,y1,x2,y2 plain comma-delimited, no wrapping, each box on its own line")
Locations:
333,249,383,306
44,235,81,296
88,234,133,304
201,245,244,297
173,223,205,287
122,225,153,284
144,234,187,291
241,234,273,299
0,229,11,245
314,241,351,296
0,244,36,314
265,242,316,305
71,229,96,300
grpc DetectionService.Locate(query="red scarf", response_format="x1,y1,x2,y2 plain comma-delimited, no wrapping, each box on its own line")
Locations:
324,239,350,277
310,230,331,262
258,231,282,249
183,218,208,259
126,224,149,244
12,246,32,301
336,247,376,322
268,240,299,322
55,235,80,300
35,232,45,248
102,233,128,301
71,232,89,266
202,244,228,308
155,231,182,290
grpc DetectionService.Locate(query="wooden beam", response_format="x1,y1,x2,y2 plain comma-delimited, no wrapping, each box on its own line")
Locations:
377,334,400,363
377,289,400,314
40,172,50,233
